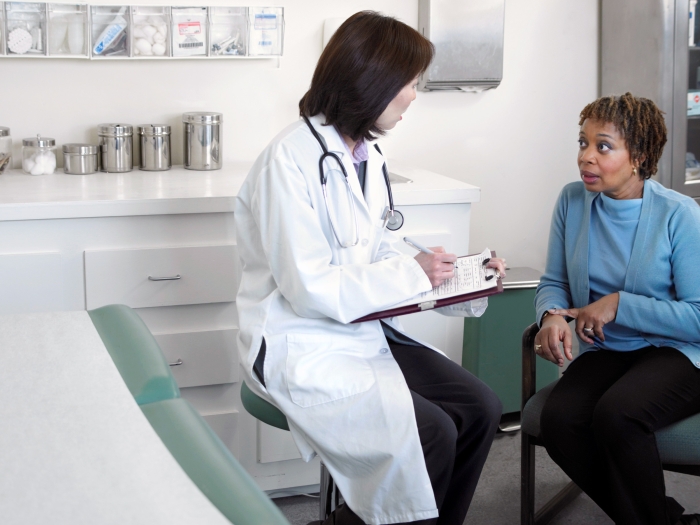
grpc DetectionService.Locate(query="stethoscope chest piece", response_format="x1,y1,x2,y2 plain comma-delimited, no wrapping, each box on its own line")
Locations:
382,206,404,231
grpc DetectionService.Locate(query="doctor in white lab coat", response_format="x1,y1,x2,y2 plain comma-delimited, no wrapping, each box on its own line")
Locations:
235,11,505,525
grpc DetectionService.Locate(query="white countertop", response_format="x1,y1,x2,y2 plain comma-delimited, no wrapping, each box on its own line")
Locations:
0,161,480,221
0,311,233,525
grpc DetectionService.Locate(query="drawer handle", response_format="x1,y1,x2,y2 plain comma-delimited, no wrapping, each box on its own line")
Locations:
169,359,184,367
148,275,182,281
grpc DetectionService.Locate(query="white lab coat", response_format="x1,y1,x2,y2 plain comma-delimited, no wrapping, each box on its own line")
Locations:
235,114,485,525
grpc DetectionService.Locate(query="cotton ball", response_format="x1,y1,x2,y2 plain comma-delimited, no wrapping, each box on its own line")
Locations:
133,15,148,25
142,25,157,38
135,38,152,55
23,157,35,172
132,26,146,39
134,47,140,55
153,32,165,43
30,156,45,175
155,25,167,36
148,16,165,26
152,43,165,56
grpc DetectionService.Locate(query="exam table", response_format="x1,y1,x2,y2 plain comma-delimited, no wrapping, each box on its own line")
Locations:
0,305,289,525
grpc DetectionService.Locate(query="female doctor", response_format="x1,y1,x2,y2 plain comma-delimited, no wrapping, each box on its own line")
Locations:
235,11,505,525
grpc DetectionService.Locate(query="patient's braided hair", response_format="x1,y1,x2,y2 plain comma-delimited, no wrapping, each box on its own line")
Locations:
578,92,667,180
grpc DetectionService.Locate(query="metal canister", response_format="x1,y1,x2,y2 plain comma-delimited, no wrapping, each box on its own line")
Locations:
138,124,171,171
182,112,222,170
62,144,99,175
98,123,133,173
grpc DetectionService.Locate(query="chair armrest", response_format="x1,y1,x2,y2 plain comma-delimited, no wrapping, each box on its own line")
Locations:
521,322,540,412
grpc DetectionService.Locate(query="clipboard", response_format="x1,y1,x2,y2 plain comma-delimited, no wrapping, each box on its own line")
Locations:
352,250,504,323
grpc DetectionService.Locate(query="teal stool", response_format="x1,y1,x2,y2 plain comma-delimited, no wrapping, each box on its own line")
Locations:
88,304,290,525
241,381,338,521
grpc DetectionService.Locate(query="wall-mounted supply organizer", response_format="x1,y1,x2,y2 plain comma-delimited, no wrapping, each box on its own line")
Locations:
0,2,283,59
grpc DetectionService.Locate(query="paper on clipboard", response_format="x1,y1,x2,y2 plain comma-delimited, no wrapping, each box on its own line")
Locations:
391,248,498,309
351,248,502,323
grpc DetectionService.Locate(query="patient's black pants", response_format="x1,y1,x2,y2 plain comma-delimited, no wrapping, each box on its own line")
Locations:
540,347,700,525
322,342,502,525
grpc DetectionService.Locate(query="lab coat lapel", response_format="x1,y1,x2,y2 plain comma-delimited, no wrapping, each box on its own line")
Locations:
363,143,390,224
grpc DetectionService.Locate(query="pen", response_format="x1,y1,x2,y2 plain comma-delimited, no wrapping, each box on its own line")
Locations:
403,237,434,255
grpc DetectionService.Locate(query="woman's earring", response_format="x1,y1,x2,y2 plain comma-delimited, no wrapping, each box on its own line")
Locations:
633,167,637,176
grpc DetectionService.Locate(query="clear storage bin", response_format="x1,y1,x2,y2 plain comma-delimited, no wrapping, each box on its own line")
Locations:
171,6,207,57
47,3,88,56
5,2,47,56
132,6,169,57
91,5,129,58
22,135,56,175
209,7,247,56
248,7,283,56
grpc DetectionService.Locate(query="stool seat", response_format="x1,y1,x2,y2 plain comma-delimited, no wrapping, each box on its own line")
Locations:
241,381,289,431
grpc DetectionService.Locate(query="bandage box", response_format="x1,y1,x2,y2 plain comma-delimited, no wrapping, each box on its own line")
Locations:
688,90,700,116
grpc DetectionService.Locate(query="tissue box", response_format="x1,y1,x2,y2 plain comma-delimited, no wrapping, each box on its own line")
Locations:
689,91,700,116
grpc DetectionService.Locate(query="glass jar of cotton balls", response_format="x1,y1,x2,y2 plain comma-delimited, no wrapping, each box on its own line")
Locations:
132,13,168,56
22,135,57,175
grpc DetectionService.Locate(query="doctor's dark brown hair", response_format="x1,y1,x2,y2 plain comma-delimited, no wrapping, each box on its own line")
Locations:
579,92,667,179
299,11,434,142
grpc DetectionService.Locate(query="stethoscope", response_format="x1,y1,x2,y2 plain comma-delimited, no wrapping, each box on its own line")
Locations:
302,116,404,249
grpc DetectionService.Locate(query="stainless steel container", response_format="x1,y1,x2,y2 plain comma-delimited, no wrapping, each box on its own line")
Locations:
183,112,222,170
98,123,133,173
63,144,98,175
138,124,171,171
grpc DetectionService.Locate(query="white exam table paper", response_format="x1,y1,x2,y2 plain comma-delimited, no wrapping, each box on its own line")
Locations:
0,311,233,525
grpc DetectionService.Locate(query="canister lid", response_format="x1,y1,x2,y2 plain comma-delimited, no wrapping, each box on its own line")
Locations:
63,143,99,155
22,135,56,147
182,112,223,124
97,123,133,136
0,127,10,137
137,124,171,135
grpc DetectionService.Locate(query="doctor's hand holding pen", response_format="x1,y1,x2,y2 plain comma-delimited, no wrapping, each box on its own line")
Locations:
405,237,507,288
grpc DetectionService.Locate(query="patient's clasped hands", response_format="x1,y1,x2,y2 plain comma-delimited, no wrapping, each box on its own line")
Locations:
535,292,620,366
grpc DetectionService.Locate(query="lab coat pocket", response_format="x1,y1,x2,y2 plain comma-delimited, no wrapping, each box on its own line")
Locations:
286,334,375,408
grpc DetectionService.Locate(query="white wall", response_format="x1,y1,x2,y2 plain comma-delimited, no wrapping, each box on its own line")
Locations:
0,0,598,271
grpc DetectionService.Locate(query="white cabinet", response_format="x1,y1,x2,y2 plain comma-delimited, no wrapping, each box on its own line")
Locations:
0,164,479,494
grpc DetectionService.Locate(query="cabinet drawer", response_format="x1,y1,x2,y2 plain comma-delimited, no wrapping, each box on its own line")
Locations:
84,245,240,309
154,328,239,388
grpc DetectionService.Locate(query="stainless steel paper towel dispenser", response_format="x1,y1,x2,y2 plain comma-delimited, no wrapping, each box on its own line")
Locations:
418,0,505,92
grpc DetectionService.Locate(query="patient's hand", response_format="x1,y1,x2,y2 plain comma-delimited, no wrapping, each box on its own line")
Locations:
550,292,619,345
534,314,573,367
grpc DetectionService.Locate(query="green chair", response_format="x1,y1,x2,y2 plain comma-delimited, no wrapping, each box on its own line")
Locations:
88,304,290,525
241,380,338,521
520,322,700,525
141,397,290,525
88,304,180,405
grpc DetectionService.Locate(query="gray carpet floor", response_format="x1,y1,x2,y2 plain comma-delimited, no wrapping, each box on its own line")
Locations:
274,430,700,524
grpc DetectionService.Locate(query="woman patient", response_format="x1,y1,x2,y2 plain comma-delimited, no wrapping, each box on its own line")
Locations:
534,93,700,525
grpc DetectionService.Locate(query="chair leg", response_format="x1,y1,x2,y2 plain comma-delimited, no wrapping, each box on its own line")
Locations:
319,461,335,521
521,432,536,525
534,482,581,525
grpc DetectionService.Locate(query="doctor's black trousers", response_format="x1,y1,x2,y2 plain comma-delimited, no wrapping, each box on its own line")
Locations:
319,341,502,525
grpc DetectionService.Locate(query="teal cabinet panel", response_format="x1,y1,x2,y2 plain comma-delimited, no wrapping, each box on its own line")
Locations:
462,286,558,414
